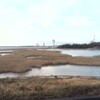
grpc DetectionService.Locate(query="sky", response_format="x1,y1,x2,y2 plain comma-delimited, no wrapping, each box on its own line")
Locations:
0,0,100,46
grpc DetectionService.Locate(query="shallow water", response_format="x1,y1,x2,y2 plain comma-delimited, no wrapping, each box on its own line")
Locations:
0,53,10,56
0,65,100,78
45,49,100,57
0,50,13,53
24,65,100,77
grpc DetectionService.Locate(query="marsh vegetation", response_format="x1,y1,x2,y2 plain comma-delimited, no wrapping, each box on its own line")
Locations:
0,49,100,99
0,49,100,73
0,76,100,100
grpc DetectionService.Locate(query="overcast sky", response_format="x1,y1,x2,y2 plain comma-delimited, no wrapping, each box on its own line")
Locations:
0,0,100,46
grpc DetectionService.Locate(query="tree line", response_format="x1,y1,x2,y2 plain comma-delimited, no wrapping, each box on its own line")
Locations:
58,42,100,49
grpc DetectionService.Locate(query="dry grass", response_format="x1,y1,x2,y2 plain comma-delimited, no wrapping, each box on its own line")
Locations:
0,49,100,100
0,76,100,100
0,49,100,73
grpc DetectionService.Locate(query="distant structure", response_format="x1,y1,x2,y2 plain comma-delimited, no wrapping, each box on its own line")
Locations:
93,35,95,42
91,35,95,43
43,43,45,46
36,43,39,46
52,39,55,47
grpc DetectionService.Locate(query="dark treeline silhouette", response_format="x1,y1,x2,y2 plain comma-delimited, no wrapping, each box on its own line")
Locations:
58,42,100,49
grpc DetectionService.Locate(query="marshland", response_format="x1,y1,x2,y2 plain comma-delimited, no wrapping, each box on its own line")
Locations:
0,48,100,99
1,0,100,99
0,76,100,100
1,48,100,73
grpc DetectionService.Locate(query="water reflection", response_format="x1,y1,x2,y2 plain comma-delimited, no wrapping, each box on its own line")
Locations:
25,65,100,77
0,53,10,56
0,65,100,78
45,49,100,57
0,50,13,56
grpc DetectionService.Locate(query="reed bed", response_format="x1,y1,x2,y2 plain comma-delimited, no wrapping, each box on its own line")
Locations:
0,49,100,73
0,76,100,100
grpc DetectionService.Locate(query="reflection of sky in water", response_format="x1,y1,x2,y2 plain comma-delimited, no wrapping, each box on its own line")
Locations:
0,73,18,78
1,53,10,56
45,49,100,57
61,49,100,57
0,50,13,56
0,65,100,78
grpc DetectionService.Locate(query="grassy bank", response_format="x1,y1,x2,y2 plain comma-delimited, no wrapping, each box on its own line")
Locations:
0,49,100,73
0,76,100,100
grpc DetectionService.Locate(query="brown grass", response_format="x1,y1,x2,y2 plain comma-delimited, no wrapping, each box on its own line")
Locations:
0,49,100,73
0,76,100,100
0,49,100,100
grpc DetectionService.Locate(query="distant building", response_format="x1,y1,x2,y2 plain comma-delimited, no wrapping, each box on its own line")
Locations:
52,39,55,47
